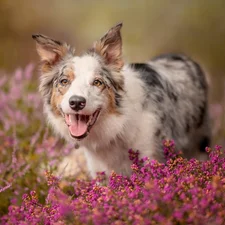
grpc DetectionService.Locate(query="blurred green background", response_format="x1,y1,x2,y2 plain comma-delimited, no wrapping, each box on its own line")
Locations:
1,0,225,101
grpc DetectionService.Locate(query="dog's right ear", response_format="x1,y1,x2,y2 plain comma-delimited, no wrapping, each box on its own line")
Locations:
32,34,69,70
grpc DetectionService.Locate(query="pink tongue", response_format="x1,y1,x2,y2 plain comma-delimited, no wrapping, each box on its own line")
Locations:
68,115,88,137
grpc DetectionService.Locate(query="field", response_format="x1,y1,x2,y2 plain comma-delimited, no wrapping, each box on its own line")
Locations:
0,65,225,224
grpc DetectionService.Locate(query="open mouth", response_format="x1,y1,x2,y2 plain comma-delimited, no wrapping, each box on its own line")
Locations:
64,109,101,140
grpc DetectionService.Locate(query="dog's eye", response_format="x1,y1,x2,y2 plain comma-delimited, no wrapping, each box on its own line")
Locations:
93,79,103,87
60,78,69,86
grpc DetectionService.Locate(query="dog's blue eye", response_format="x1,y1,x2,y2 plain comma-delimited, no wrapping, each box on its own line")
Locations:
93,79,103,87
60,78,69,86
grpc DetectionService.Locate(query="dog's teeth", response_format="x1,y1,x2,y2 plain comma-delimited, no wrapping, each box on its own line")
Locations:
90,120,95,126
93,111,98,120
69,114,76,123
90,116,96,126
87,115,92,125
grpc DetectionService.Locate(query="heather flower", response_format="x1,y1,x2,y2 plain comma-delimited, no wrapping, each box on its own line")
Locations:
3,142,225,224
45,171,59,187
1,66,225,224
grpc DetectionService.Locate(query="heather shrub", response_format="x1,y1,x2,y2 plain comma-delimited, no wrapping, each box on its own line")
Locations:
0,66,225,224
0,66,80,216
1,143,225,225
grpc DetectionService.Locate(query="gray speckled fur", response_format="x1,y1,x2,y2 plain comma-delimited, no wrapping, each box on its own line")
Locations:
132,53,210,158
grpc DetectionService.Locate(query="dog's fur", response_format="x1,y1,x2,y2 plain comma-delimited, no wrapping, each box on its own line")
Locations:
32,23,211,178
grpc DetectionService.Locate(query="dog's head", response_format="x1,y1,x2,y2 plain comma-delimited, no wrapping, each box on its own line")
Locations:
32,23,125,141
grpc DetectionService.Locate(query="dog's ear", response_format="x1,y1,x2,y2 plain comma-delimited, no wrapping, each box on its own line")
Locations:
93,23,124,71
32,34,69,70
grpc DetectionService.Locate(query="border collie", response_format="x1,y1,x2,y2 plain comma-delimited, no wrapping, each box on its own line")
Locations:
32,23,210,177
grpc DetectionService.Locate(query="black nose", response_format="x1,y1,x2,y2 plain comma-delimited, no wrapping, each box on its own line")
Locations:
69,95,86,111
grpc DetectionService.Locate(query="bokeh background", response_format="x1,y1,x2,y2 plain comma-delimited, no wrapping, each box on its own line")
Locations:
1,0,225,218
1,0,225,101
1,0,225,143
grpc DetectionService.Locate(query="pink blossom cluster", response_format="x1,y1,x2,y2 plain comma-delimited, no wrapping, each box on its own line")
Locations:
0,66,225,225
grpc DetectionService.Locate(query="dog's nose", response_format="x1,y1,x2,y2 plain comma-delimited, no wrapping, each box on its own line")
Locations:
69,95,86,111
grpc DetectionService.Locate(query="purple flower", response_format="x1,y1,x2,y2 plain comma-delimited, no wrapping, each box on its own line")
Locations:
1,67,225,224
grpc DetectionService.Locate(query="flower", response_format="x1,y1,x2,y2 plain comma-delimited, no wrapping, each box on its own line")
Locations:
1,66,225,224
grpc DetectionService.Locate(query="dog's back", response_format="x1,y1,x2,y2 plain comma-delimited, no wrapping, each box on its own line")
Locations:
129,53,210,160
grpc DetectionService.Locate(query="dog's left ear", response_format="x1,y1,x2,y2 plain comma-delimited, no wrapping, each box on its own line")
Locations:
93,23,124,71
32,34,69,69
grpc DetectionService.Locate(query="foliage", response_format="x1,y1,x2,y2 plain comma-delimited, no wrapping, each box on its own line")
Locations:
0,66,225,224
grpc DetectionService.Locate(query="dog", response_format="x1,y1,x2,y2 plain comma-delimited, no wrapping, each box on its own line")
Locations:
32,23,211,178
